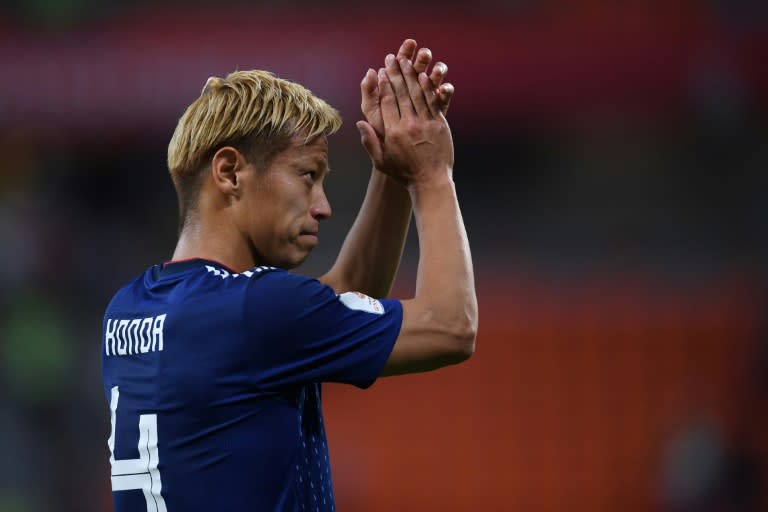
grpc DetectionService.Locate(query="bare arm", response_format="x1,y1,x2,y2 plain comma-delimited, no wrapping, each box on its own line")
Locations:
358,53,477,376
320,39,454,296
320,170,411,297
390,177,476,374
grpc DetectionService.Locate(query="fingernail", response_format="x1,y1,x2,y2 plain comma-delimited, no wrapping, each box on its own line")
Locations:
378,68,386,79
436,63,447,74
385,54,395,66
400,58,411,69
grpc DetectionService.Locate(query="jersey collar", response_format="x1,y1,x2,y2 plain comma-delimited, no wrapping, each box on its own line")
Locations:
157,258,237,277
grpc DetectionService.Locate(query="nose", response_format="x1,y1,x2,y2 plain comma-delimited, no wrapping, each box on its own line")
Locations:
310,186,332,220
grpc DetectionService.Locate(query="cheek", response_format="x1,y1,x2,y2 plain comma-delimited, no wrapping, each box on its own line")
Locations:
255,176,310,237
279,188,312,219
274,205,307,243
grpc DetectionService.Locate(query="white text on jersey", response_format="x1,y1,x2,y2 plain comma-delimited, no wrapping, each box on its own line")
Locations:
105,314,167,357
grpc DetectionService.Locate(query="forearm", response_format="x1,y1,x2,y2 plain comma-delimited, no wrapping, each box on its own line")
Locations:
410,177,477,342
319,169,411,296
382,175,477,376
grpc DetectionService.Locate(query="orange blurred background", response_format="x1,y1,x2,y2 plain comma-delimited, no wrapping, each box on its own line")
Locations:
327,271,766,511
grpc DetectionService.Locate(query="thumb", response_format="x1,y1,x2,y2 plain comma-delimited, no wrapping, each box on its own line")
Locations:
356,120,383,166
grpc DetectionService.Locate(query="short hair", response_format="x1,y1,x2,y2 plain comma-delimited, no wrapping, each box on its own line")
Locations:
167,70,342,229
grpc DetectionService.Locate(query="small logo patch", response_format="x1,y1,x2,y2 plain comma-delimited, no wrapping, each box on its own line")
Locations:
338,291,384,315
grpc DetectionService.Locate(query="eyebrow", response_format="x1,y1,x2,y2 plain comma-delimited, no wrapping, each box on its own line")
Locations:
299,157,330,174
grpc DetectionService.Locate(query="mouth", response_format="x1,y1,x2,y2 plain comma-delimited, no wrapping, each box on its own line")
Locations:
299,231,319,244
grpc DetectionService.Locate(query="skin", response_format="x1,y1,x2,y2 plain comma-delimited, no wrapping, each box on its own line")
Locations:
171,136,331,272
320,38,454,296
171,39,476,375
361,49,477,375
230,135,333,270
174,39,454,287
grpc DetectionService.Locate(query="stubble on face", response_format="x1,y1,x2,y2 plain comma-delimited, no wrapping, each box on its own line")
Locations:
241,134,330,270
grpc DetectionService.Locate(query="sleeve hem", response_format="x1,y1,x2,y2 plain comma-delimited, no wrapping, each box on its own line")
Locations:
354,299,403,390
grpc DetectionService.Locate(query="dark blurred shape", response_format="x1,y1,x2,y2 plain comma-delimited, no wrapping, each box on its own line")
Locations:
4,0,103,26
659,415,762,511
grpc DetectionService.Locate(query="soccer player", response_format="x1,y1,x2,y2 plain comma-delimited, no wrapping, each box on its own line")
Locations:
102,39,477,511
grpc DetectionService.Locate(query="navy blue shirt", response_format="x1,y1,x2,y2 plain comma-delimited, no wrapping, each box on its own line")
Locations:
102,259,402,512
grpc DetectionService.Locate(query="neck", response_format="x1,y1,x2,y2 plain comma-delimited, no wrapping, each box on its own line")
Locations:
172,217,256,272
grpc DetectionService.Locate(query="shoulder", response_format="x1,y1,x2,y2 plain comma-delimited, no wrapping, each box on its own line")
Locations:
246,269,335,309
249,270,393,316
104,266,155,316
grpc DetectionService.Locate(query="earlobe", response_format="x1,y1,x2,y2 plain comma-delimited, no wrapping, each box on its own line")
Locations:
211,146,245,196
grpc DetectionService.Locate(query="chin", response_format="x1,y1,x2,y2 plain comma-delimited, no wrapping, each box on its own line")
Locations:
273,251,311,270
250,243,311,270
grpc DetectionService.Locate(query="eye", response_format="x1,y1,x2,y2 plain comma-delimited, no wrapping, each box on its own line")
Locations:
301,170,318,182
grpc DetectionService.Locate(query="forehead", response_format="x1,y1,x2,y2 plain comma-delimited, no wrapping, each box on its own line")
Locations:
272,134,328,169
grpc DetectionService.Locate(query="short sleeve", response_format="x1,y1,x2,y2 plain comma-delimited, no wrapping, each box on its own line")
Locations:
244,270,402,389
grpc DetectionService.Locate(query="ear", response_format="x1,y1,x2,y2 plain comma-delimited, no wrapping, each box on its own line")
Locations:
211,146,248,198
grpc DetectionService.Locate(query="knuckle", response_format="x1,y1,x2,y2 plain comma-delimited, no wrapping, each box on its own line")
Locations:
392,126,408,139
405,122,422,136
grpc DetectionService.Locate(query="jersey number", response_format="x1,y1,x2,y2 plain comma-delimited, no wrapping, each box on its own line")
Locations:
108,386,168,512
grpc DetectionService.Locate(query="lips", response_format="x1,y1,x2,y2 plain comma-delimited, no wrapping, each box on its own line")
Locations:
299,231,319,245
300,224,319,237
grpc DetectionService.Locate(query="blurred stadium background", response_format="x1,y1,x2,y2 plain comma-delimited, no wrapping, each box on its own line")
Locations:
1,0,767,511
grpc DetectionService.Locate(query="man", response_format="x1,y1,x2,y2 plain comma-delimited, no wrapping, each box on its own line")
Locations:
102,39,477,511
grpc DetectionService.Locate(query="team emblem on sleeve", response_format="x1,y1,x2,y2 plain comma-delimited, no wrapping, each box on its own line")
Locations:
338,292,384,315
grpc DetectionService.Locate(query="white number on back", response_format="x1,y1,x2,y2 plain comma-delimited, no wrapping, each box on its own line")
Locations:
108,386,167,512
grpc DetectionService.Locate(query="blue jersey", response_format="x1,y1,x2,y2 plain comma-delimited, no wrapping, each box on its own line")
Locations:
101,259,402,512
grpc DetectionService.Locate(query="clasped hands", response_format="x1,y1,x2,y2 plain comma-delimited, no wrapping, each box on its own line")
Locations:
357,39,456,189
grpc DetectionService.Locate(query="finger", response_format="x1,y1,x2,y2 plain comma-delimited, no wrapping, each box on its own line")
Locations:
385,53,414,118
429,61,447,89
361,68,377,98
356,120,383,166
412,47,432,75
419,72,441,118
396,39,417,62
400,57,430,118
360,68,383,134
378,67,400,127
438,82,454,116
360,68,378,114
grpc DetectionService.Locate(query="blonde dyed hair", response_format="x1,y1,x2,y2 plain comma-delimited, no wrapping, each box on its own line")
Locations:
167,70,341,225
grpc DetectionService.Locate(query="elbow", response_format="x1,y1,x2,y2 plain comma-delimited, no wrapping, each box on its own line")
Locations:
459,324,478,360
457,303,478,360
446,319,477,364
440,297,478,363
